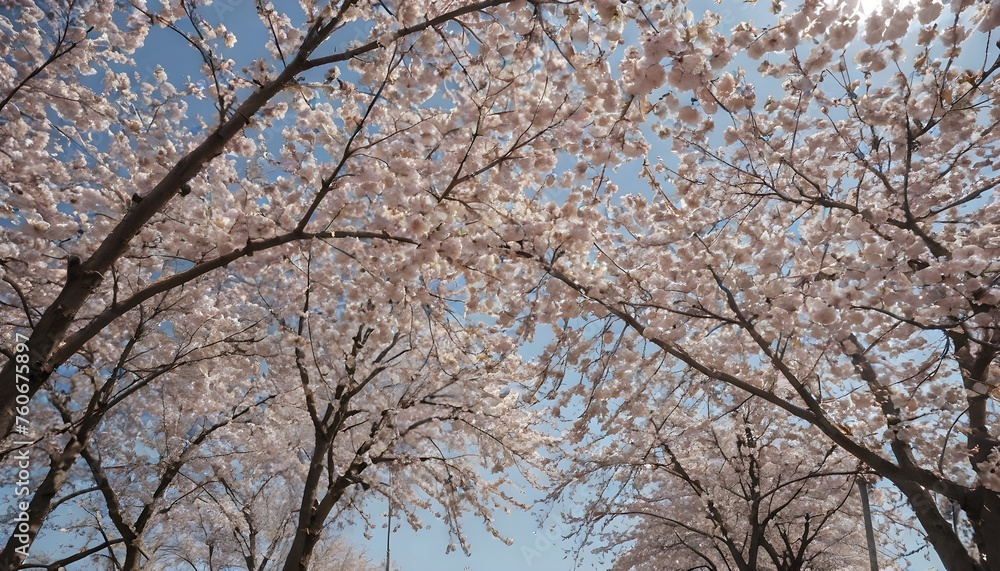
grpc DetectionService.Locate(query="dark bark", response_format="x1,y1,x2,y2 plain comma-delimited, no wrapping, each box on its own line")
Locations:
964,486,1000,571
896,480,985,571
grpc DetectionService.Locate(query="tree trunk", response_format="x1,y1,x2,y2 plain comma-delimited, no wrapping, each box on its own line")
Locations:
122,545,144,571
896,480,985,571
965,486,1000,571
966,377,999,570
282,528,321,571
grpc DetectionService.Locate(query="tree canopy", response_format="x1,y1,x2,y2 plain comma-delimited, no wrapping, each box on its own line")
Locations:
2,0,999,570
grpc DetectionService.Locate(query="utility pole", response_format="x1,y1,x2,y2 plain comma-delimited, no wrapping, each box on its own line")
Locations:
858,477,880,571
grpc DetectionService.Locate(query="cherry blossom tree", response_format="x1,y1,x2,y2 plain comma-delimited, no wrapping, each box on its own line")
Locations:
0,266,268,566
2,220,553,569
0,0,649,440
551,386,876,571
258,245,555,571
0,0,672,566
513,2,1000,570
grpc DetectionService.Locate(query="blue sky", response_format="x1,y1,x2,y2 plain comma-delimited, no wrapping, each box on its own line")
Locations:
345,499,611,571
